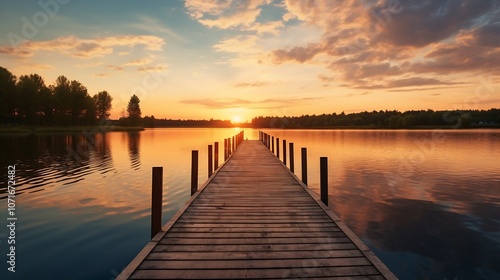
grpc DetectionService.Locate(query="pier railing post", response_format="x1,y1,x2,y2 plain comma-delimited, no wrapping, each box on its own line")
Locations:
276,138,280,159
320,157,328,206
289,142,294,173
214,142,219,169
268,135,271,149
271,136,274,153
151,166,163,239
191,150,198,195
283,139,287,166
208,145,213,178
224,139,227,160
232,136,235,152
301,148,308,185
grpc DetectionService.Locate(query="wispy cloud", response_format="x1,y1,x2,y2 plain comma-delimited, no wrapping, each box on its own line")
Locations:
128,15,188,43
0,35,165,59
185,0,269,29
180,96,323,109
234,81,270,87
138,65,167,72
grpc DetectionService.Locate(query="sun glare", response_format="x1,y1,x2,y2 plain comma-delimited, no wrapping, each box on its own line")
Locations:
232,116,242,124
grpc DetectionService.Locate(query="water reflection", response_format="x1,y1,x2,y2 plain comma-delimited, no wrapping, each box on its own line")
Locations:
127,132,141,170
366,199,499,279
0,128,498,280
0,132,118,199
261,129,500,280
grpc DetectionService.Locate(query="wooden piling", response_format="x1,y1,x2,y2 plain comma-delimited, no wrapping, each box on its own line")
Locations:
208,144,213,178
276,137,280,159
289,142,294,173
151,166,163,239
283,139,287,166
320,157,328,206
214,142,219,169
191,150,198,196
301,147,308,185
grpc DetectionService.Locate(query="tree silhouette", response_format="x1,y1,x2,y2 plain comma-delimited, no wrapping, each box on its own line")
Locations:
93,90,113,120
127,94,141,126
17,74,52,125
0,67,17,124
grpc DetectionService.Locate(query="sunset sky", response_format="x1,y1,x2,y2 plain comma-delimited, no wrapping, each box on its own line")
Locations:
1,0,499,122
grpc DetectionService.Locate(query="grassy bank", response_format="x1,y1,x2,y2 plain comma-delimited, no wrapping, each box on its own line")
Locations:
0,126,145,134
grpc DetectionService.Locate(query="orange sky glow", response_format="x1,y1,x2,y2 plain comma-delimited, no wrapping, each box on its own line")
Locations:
1,0,499,122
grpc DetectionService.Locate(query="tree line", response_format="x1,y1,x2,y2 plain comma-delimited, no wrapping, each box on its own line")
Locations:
252,109,500,129
0,66,142,126
141,116,234,128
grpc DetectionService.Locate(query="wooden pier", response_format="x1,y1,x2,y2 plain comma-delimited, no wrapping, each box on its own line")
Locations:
117,139,397,279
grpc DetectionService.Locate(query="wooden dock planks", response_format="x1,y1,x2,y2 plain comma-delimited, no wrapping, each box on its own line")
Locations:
117,140,397,280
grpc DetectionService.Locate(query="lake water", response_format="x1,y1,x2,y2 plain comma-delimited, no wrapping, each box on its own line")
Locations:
0,128,498,280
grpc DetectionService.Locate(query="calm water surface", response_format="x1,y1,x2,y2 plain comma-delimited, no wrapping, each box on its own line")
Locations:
0,128,498,280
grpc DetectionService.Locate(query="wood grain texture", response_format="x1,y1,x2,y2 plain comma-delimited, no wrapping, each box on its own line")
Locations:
119,140,398,280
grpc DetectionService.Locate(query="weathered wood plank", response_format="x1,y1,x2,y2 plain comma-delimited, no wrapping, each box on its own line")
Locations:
139,257,372,269
146,249,364,260
164,231,347,239
152,243,357,252
158,237,352,245
130,266,380,279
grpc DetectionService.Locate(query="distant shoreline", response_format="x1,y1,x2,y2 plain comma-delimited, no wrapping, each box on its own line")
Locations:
0,126,145,134
257,125,500,130
1,125,499,134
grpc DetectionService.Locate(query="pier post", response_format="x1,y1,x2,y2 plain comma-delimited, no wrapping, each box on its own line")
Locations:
271,136,274,153
283,139,287,166
276,138,280,159
320,157,328,206
301,148,308,185
232,136,235,152
208,144,213,178
289,142,294,173
151,166,163,239
214,142,219,169
191,150,198,196
224,139,227,160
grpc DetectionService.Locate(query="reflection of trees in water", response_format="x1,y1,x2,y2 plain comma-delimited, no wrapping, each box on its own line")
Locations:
127,132,141,170
0,133,114,199
366,199,499,279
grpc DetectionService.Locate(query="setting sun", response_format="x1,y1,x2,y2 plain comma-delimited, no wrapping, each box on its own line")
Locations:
231,116,242,124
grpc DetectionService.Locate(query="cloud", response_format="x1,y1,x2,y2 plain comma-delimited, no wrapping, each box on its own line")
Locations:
265,0,500,90
108,65,124,71
352,77,466,90
0,35,165,58
246,21,284,35
214,35,259,53
76,62,103,67
94,73,110,77
138,65,167,72
234,81,270,87
374,0,497,47
185,0,269,29
180,96,323,109
124,56,156,66
128,15,188,43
